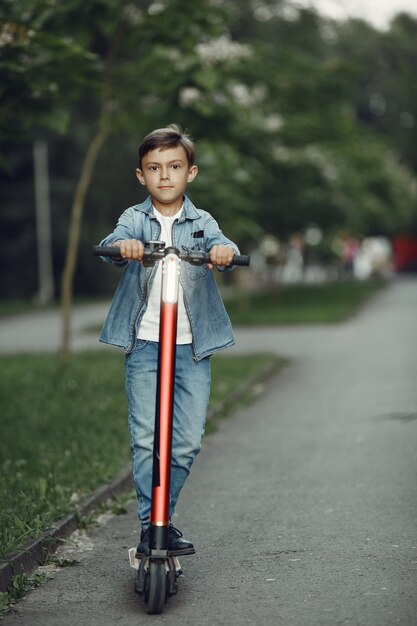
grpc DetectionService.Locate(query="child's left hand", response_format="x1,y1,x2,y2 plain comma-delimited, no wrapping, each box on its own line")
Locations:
208,245,235,269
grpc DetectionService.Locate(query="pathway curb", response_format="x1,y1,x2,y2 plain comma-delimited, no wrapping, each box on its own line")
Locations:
0,467,134,593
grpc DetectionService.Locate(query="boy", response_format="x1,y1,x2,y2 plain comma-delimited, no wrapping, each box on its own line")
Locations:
98,124,239,556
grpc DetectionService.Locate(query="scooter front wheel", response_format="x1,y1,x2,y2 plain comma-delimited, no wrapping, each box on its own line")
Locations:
146,560,167,614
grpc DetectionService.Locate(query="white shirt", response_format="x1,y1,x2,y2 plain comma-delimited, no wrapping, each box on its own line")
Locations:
138,206,193,344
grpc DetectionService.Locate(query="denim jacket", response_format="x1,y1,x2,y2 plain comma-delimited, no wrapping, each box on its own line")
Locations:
98,195,239,361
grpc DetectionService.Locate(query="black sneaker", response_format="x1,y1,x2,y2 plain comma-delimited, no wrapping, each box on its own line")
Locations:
136,527,150,556
168,524,195,555
136,525,195,556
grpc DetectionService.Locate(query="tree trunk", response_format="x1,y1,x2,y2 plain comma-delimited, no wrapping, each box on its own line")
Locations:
59,109,110,364
34,139,54,304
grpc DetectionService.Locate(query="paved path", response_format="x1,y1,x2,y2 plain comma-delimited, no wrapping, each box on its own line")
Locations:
0,302,110,354
2,278,417,625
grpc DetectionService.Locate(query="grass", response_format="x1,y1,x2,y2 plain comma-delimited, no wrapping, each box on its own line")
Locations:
0,570,48,614
0,300,51,318
0,351,279,561
225,279,386,325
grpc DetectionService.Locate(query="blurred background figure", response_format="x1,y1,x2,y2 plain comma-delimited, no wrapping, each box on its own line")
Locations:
340,231,360,278
282,233,305,284
353,237,393,280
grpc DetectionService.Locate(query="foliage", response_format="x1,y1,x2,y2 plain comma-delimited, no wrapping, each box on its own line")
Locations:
1,1,417,299
0,0,97,144
226,4,417,239
0,570,47,617
334,13,417,171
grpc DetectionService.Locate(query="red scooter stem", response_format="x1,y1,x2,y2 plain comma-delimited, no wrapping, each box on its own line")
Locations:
151,302,177,527
150,251,180,550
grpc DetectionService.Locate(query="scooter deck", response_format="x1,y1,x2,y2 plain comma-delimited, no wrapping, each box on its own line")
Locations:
134,546,196,558
128,548,185,576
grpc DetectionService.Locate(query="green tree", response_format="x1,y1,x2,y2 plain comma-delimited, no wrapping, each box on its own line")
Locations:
334,14,417,173
58,0,259,361
0,0,96,147
223,2,417,240
2,0,254,360
3,0,417,307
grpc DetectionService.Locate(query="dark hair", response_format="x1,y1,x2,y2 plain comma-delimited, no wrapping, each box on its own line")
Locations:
138,124,195,167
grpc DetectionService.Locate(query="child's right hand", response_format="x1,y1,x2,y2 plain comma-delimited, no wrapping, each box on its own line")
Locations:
112,239,144,261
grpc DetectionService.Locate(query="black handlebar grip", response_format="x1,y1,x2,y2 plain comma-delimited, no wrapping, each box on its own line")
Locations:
231,255,250,267
93,245,122,258
198,253,250,266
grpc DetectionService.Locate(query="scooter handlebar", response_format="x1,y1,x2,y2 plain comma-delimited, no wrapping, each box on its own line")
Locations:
93,245,250,267
93,245,124,258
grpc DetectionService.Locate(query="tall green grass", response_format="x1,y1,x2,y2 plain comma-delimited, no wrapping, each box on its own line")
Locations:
0,351,278,560
226,279,386,324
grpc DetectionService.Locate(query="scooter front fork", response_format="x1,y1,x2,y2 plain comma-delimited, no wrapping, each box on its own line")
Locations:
129,548,180,597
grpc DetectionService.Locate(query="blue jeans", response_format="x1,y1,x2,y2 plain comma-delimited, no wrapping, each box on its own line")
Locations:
125,340,211,530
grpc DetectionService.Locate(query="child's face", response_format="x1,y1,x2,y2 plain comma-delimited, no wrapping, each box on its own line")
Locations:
136,145,198,212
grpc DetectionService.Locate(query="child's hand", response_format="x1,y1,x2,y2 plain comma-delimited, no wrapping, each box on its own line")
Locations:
112,239,144,261
208,245,235,269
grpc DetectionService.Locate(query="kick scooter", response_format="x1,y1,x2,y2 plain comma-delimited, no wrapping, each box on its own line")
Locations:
94,241,250,614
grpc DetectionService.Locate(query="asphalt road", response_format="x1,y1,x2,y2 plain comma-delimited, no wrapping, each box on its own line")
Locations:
2,278,417,625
